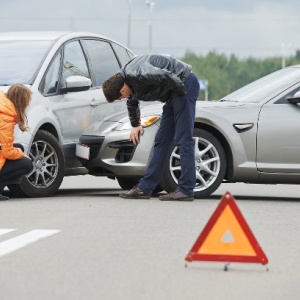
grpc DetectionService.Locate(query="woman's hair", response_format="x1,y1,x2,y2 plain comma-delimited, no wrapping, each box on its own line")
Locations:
102,73,124,102
6,83,32,132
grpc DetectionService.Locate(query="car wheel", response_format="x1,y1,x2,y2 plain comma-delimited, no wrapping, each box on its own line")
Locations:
159,128,226,198
8,130,65,198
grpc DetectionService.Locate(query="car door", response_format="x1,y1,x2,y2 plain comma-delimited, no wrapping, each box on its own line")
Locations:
39,39,96,144
256,84,300,173
81,39,132,121
41,38,133,145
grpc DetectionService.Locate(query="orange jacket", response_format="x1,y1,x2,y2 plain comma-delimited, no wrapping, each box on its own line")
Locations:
0,91,24,170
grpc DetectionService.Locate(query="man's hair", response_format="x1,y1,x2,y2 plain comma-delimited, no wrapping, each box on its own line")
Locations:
102,73,124,102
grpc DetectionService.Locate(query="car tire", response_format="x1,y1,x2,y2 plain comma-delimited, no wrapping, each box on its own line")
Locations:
8,130,65,198
159,128,226,198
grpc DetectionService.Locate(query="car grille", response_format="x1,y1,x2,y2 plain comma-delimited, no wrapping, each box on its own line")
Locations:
89,144,103,160
116,145,135,163
108,141,136,163
79,135,105,161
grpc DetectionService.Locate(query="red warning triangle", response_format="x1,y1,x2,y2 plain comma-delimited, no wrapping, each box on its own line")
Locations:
185,191,268,265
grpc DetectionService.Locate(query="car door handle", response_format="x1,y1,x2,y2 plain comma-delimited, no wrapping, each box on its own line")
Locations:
90,99,101,107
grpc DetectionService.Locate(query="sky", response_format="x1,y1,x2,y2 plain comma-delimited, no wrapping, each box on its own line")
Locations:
1,0,300,59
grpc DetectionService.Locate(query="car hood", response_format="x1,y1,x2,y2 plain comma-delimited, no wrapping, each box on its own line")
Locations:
196,100,246,110
81,100,252,136
82,102,164,135
104,100,244,120
107,101,163,122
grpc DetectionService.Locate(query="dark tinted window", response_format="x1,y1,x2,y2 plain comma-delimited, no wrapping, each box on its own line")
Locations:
112,43,134,67
82,39,120,87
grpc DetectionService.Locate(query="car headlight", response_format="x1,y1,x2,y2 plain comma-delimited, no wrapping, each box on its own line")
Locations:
141,116,160,127
116,115,160,130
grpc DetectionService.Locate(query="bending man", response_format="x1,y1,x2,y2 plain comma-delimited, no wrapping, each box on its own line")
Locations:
102,54,200,201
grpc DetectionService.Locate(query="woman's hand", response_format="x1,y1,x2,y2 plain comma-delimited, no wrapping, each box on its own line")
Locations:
130,125,144,145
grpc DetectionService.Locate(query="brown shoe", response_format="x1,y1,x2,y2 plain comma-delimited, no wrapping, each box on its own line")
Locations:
119,186,150,199
159,190,194,201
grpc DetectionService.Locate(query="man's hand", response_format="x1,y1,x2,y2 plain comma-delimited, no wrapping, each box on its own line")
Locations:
130,125,144,145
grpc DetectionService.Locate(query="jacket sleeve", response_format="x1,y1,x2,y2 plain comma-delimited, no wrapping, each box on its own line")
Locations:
126,96,141,127
0,120,24,160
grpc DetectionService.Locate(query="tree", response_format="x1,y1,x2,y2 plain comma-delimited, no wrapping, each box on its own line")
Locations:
181,50,300,100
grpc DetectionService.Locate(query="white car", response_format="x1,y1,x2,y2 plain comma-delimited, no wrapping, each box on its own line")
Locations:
0,31,134,197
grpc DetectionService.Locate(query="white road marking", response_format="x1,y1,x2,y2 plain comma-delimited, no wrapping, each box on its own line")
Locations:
0,229,16,236
0,229,60,258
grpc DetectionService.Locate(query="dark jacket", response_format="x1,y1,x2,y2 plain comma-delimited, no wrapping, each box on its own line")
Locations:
119,54,192,127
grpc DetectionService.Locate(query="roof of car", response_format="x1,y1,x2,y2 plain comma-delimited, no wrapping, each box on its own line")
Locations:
0,31,133,54
0,31,72,41
0,31,115,42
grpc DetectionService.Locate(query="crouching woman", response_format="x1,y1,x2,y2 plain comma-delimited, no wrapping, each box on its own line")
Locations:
0,84,34,200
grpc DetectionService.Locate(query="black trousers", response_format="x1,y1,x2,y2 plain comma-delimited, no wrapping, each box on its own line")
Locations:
0,144,33,192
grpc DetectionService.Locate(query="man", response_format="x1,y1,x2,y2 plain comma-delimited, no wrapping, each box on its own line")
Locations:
102,54,200,201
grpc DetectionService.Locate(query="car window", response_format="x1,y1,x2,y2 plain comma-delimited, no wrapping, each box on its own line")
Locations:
0,40,53,85
275,85,300,104
81,39,121,87
40,51,62,95
111,43,134,67
221,67,300,103
62,40,90,85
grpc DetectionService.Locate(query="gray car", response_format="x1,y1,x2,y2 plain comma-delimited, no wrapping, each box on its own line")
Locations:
0,31,134,197
78,65,300,198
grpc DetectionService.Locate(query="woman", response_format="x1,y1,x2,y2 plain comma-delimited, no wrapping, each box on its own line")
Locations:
0,84,34,200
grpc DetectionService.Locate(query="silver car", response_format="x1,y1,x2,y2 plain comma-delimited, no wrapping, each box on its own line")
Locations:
0,31,134,197
78,65,300,198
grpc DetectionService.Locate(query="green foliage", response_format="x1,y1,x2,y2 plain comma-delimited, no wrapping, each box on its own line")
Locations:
181,51,300,100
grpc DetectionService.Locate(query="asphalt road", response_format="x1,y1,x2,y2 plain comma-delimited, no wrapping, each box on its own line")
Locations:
0,176,299,300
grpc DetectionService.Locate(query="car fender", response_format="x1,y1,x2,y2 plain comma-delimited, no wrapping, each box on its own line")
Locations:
195,105,261,180
14,105,63,153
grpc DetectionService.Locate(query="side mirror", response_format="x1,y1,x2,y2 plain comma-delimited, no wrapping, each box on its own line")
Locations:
287,91,300,104
62,76,92,93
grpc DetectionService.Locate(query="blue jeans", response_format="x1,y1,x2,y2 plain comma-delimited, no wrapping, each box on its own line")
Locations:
138,72,200,196
0,144,33,193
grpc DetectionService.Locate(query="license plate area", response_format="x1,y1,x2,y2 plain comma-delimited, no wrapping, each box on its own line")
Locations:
76,143,90,160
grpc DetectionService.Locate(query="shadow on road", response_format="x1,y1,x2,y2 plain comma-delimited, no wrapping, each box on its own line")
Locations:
4,187,300,202
207,193,300,202
51,188,300,202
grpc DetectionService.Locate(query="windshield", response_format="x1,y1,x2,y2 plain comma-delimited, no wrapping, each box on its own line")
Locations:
0,40,53,85
221,67,300,103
